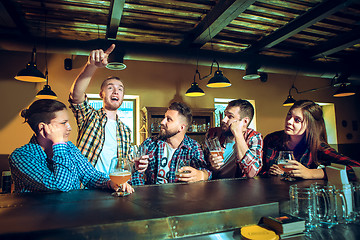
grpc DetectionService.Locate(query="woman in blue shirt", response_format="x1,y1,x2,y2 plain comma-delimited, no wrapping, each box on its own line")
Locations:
9,99,134,193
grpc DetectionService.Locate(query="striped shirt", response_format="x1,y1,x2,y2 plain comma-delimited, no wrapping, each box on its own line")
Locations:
261,130,360,181
131,135,211,185
68,96,132,166
206,127,263,179
9,136,110,193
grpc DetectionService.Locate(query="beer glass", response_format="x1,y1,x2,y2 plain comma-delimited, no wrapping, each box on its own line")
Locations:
352,182,360,222
129,144,145,170
311,183,337,228
277,151,296,181
289,184,317,231
205,137,224,159
175,159,191,181
335,184,355,224
109,157,132,196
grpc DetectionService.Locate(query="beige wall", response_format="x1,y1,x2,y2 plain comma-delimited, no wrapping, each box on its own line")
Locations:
0,50,359,155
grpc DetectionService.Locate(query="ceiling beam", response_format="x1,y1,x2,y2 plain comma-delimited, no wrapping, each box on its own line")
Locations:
181,0,256,48
0,1,31,37
306,26,360,59
242,0,354,54
106,0,125,40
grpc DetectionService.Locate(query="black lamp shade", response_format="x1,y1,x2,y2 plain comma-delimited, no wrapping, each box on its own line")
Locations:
207,70,231,88
36,85,57,99
15,62,46,82
283,95,296,106
333,83,355,97
185,82,205,97
106,53,126,70
243,67,260,80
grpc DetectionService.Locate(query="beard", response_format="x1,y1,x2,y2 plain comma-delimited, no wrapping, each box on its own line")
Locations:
221,123,233,137
158,127,179,140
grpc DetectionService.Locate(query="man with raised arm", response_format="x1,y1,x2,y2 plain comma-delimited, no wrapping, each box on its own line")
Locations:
69,44,136,175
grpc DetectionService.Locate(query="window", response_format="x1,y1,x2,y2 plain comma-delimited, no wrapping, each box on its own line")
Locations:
317,102,338,149
214,98,257,130
87,94,140,144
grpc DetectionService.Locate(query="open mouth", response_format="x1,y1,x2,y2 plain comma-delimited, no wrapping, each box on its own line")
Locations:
111,96,119,101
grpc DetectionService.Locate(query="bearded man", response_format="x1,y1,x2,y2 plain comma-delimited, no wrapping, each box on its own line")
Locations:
131,102,211,185
205,99,263,179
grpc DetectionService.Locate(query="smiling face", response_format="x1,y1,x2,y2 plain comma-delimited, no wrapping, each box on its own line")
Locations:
100,78,124,111
284,107,307,136
51,110,72,141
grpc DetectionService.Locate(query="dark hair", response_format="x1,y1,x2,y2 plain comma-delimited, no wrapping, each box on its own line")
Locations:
289,100,327,164
100,76,123,90
21,99,67,134
168,102,192,126
227,99,254,125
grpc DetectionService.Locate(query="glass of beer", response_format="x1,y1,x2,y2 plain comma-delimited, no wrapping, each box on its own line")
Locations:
175,159,191,181
109,157,132,196
205,137,224,167
277,150,296,181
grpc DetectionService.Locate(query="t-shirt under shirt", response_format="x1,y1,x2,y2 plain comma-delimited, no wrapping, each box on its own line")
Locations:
95,119,117,175
156,143,176,184
223,137,236,164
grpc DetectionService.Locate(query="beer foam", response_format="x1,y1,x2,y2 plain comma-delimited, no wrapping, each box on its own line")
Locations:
110,171,131,176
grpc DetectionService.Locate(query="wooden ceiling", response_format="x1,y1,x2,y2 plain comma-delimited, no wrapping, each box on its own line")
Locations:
1,0,360,82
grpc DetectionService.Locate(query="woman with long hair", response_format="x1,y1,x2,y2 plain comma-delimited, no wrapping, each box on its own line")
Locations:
9,99,134,193
261,100,359,180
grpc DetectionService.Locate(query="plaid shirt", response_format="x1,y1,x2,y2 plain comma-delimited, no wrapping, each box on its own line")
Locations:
206,127,263,178
131,135,211,185
69,96,132,166
261,130,360,180
9,136,110,193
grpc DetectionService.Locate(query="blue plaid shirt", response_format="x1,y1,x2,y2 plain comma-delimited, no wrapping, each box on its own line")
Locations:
9,136,111,193
131,135,211,185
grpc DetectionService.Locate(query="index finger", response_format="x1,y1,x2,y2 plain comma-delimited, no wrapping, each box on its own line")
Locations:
104,44,115,55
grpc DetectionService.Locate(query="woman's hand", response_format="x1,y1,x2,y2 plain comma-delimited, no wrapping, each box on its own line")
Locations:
287,160,325,179
269,164,284,176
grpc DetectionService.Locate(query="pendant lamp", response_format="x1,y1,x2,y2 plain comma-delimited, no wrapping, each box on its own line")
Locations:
185,70,205,97
15,47,46,82
36,71,57,99
206,60,231,88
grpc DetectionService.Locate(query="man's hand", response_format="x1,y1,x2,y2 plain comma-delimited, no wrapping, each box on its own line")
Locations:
269,164,284,176
88,44,115,68
208,153,224,170
109,180,135,194
230,118,246,136
177,167,208,182
134,155,149,173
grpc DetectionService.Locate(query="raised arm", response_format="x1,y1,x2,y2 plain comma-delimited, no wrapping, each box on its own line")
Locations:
69,44,115,104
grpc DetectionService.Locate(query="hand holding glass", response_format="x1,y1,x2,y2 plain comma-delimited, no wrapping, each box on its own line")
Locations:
175,159,191,181
205,137,224,169
129,145,148,172
109,157,132,196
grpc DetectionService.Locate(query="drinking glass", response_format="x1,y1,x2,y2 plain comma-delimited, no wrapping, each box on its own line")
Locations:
128,145,145,170
352,182,360,222
277,150,296,181
205,137,224,160
109,157,132,197
175,159,191,182
289,184,317,231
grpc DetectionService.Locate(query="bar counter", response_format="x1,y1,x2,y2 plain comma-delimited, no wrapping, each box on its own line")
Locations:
0,176,357,239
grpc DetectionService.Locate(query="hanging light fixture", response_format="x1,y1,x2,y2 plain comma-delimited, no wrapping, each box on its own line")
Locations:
106,47,126,70
36,3,57,100
15,47,46,82
206,59,231,88
36,71,57,99
283,84,298,107
333,83,355,97
185,70,205,97
243,63,260,80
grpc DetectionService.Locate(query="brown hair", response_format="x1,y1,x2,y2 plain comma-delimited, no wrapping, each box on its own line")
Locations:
227,99,254,125
289,100,327,164
21,99,67,134
168,102,192,127
100,76,124,90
